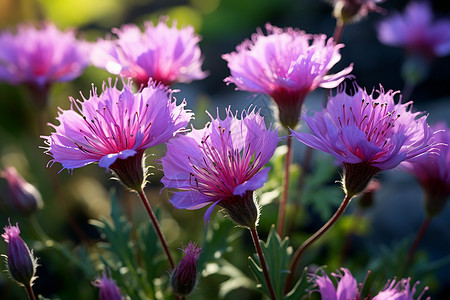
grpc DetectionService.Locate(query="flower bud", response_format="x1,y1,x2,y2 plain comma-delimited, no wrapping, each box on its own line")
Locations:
171,242,201,297
1,167,43,215
222,191,260,229
92,271,124,300
1,220,38,287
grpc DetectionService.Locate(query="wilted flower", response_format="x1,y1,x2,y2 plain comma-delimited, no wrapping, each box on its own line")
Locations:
401,123,450,217
309,268,429,300
0,167,43,215
92,271,124,300
91,17,207,87
161,108,278,228
223,24,352,129
0,22,89,108
43,79,193,191
292,85,434,197
171,242,201,296
2,221,38,287
377,2,450,59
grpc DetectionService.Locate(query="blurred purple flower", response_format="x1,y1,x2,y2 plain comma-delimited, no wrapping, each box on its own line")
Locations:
373,277,429,300
43,79,192,191
0,167,43,215
292,85,435,196
377,2,450,58
2,221,38,287
401,123,450,216
171,242,201,296
161,108,278,227
0,22,89,89
92,272,124,300
91,17,208,87
223,24,352,129
309,268,429,300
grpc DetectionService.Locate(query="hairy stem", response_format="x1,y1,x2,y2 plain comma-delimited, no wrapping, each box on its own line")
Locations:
284,194,352,294
250,227,278,300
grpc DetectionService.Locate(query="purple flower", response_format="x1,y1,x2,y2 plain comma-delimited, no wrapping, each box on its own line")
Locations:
0,22,89,89
373,278,429,300
377,2,450,58
43,79,193,191
401,123,450,216
171,242,202,296
310,268,358,300
161,108,278,227
2,221,38,287
309,268,429,300
91,17,208,87
223,24,352,129
0,167,43,215
292,85,435,197
92,272,124,300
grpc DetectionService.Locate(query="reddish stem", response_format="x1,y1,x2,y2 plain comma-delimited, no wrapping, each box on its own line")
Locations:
333,20,345,44
137,190,175,269
277,135,292,237
284,194,352,294
406,217,431,267
250,227,278,300
25,284,36,300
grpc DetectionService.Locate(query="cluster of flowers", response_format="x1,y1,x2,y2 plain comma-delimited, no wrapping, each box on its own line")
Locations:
1,1,449,299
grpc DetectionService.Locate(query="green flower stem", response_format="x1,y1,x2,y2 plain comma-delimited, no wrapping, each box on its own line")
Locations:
406,217,432,267
277,135,292,237
249,227,277,300
25,284,36,300
137,190,175,269
284,194,352,294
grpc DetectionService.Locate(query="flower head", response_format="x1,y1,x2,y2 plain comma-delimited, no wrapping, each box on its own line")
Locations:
91,17,208,87
171,242,202,296
2,221,38,287
161,108,278,227
0,22,89,89
223,24,352,129
377,2,450,59
309,268,429,300
92,271,124,300
43,78,193,191
292,85,434,197
373,278,429,300
0,167,43,215
401,123,450,217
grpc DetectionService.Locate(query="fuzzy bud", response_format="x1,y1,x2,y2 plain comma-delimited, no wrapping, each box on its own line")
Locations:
171,242,201,297
222,191,260,229
1,220,38,287
342,162,380,198
1,167,43,215
92,271,124,300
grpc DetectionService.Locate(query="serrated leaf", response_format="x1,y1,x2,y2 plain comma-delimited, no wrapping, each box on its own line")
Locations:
248,225,294,299
283,267,309,300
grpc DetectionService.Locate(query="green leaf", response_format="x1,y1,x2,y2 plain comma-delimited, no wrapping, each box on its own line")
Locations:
248,225,307,299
